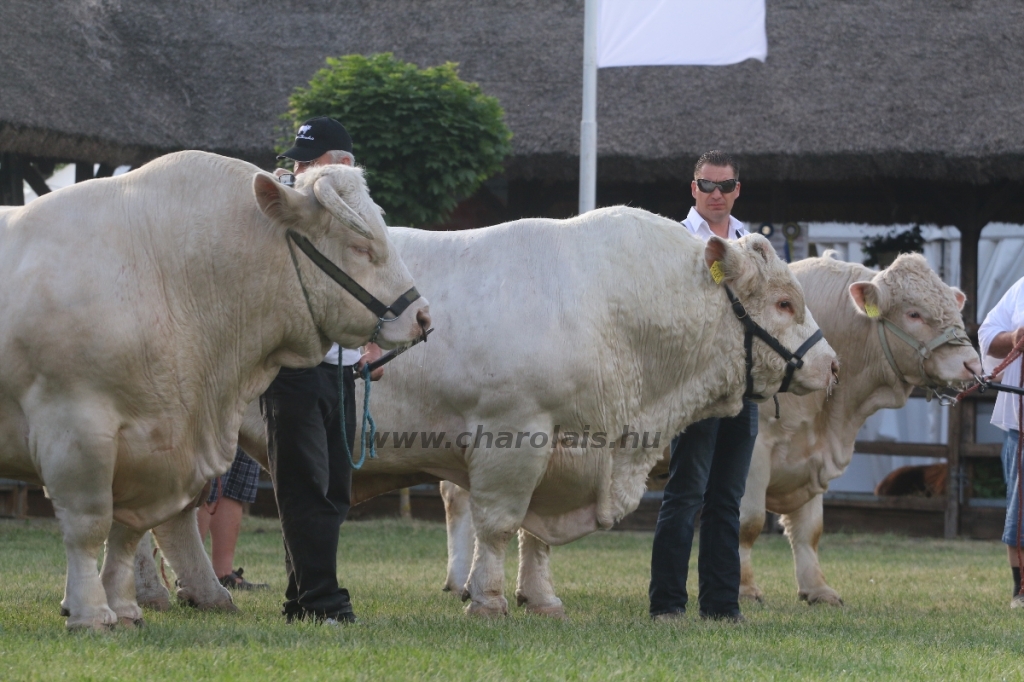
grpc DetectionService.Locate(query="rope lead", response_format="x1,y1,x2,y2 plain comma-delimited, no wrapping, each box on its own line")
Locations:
339,362,377,470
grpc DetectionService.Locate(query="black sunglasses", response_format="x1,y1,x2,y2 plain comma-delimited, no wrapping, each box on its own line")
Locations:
696,178,738,194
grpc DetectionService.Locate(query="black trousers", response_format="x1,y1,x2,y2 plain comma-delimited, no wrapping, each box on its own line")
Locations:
262,362,356,620
649,399,758,618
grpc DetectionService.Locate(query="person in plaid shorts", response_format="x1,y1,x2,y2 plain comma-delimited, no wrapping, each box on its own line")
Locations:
197,447,268,590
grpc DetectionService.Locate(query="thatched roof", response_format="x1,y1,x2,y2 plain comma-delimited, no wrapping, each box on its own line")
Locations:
1,0,1023,186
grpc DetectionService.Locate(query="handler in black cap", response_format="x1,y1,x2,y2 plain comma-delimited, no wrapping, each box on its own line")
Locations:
277,116,355,172
262,117,382,625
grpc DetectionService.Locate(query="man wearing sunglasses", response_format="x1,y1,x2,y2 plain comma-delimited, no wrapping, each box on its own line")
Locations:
650,150,755,623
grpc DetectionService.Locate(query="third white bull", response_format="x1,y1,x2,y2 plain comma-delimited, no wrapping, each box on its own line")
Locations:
738,251,981,605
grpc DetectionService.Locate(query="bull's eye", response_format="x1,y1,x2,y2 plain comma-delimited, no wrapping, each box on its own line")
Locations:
351,246,372,260
908,311,921,320
777,300,793,312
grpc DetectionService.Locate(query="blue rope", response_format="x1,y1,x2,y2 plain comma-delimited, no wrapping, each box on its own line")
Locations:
338,362,377,470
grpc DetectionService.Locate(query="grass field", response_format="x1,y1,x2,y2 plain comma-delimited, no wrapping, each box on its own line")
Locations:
1,516,1022,681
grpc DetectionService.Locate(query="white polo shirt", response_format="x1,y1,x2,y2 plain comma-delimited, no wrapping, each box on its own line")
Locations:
979,276,1024,432
681,206,747,243
323,344,362,367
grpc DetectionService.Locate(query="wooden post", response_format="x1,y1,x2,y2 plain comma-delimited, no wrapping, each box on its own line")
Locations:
957,222,981,333
954,181,1016,333
399,488,412,520
22,161,52,197
15,483,28,519
0,153,25,205
945,397,963,538
75,163,94,183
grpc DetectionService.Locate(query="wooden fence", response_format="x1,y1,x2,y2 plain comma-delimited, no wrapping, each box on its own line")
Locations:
1,390,1008,540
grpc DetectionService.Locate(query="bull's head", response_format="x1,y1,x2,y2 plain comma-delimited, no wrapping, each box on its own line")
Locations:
706,234,838,398
252,164,430,352
848,253,981,387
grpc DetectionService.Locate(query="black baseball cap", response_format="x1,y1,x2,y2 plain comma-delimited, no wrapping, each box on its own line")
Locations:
278,117,353,162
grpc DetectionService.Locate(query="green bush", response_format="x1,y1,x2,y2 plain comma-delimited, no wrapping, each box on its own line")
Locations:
285,53,513,227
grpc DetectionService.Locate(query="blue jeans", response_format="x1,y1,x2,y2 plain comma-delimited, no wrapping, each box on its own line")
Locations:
1002,429,1023,547
649,399,758,618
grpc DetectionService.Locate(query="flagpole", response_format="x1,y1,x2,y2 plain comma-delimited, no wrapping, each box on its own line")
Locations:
579,0,599,215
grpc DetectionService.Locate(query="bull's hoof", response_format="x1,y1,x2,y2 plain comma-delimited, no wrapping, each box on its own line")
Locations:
799,590,843,606
188,599,240,614
137,585,171,611
118,616,145,628
138,596,171,612
60,606,70,617
65,608,118,632
177,588,239,613
66,621,117,633
516,592,566,618
465,599,509,617
442,580,467,595
459,588,471,603
739,588,765,604
524,603,567,619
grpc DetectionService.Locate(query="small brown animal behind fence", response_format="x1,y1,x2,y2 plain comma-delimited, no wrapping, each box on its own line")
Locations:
874,463,948,497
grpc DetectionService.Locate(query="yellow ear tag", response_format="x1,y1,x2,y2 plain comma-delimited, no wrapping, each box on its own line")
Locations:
710,260,725,284
864,303,880,318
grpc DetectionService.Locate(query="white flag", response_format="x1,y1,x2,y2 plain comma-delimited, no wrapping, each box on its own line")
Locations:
597,0,767,67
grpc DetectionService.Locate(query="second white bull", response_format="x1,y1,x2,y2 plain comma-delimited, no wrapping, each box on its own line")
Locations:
141,206,838,617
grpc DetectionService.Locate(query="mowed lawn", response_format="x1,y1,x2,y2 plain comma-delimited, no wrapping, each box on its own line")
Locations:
1,516,1022,681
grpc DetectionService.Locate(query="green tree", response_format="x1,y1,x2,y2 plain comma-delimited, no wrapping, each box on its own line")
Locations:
285,53,512,227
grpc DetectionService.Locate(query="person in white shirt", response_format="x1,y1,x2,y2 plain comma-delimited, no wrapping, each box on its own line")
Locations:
978,276,1024,608
649,150,755,623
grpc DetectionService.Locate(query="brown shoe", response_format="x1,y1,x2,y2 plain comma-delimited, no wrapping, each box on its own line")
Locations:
218,567,268,591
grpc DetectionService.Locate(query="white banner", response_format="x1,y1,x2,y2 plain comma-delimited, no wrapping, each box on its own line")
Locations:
597,0,767,67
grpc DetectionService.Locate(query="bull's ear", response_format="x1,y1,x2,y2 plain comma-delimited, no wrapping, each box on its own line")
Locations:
849,281,889,319
951,287,967,311
749,235,777,263
704,236,743,284
253,172,308,227
313,175,374,240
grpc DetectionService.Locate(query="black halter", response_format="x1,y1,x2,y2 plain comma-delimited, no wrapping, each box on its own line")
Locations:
723,285,825,399
286,229,421,342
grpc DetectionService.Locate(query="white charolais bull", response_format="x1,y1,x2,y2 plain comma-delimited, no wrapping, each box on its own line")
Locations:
364,211,837,617
135,207,838,618
738,252,980,606
0,151,429,630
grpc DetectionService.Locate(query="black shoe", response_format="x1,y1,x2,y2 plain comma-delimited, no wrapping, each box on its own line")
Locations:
324,612,357,625
651,611,685,623
699,610,746,623
218,567,268,591
286,610,357,625
285,594,356,625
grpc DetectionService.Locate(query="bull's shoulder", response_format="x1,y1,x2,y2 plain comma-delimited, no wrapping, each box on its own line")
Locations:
791,254,874,285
